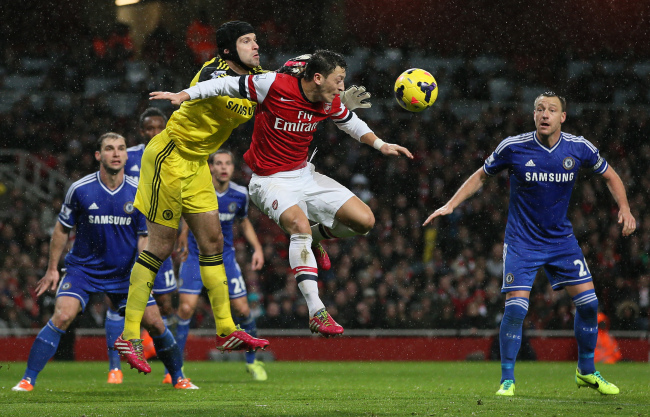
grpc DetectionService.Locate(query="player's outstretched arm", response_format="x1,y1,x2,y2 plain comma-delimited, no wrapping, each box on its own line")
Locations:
601,166,636,236
240,218,264,271
423,167,488,226
150,75,244,105
149,91,191,106
36,222,70,296
360,133,413,159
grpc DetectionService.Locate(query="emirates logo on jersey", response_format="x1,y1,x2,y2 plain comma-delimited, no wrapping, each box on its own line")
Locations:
273,117,318,133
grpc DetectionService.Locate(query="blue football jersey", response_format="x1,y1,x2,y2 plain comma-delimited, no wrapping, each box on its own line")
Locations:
483,131,608,247
187,182,249,254
125,144,145,179
58,172,148,279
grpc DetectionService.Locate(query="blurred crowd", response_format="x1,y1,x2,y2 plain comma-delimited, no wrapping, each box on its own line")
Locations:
1,13,649,334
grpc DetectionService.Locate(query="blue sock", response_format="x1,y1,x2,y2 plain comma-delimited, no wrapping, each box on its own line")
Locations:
499,297,529,383
235,313,257,364
152,328,183,383
175,316,191,358
161,315,169,376
573,289,598,375
105,309,123,370
24,320,65,386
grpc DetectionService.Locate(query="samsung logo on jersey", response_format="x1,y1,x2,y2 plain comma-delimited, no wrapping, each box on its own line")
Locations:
226,100,255,116
525,172,575,182
219,213,236,222
273,117,318,133
89,215,133,225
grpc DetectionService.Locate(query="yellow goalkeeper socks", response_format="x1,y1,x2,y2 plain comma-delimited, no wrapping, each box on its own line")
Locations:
199,253,236,336
123,251,161,340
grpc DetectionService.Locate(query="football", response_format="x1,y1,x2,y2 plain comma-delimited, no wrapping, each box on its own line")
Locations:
394,68,438,112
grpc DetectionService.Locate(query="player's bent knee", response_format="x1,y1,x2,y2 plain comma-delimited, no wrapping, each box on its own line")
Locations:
51,313,75,330
178,302,196,320
196,232,224,254
354,210,375,234
284,217,311,235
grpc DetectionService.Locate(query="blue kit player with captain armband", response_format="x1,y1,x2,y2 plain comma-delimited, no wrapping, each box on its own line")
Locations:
424,92,636,396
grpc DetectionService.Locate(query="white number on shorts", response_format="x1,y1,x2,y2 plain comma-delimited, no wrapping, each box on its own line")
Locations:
164,270,176,287
230,276,246,294
573,259,590,277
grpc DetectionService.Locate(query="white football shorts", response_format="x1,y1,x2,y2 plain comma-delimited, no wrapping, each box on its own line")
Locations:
248,163,355,229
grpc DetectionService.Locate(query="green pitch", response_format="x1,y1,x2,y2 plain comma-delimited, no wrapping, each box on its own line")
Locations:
1,361,649,416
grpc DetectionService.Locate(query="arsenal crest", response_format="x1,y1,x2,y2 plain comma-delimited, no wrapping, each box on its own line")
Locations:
323,102,332,113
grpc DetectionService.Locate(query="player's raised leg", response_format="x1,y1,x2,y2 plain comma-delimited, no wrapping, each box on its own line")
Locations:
566,283,619,395
310,195,375,271
185,210,269,351
13,296,80,391
280,205,343,337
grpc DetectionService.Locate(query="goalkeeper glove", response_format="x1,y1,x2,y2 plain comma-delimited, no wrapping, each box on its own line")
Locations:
340,85,371,110
276,54,311,76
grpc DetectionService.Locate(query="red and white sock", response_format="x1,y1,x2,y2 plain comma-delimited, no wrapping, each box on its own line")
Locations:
310,221,359,245
290,233,324,317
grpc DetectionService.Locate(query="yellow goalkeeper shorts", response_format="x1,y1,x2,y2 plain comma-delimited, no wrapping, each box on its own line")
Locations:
134,130,218,229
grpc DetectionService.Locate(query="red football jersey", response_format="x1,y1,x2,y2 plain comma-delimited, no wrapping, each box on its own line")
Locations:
240,72,352,175
184,72,373,176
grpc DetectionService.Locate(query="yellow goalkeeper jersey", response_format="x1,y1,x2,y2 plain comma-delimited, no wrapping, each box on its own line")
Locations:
165,58,265,160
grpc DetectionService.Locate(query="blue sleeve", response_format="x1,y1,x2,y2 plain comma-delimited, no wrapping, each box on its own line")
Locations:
579,137,608,175
136,210,148,235
58,188,78,229
483,146,511,176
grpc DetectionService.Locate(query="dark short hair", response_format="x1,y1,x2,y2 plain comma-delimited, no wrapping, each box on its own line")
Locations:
208,148,235,165
96,132,125,151
139,107,167,129
303,49,347,81
534,91,567,112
